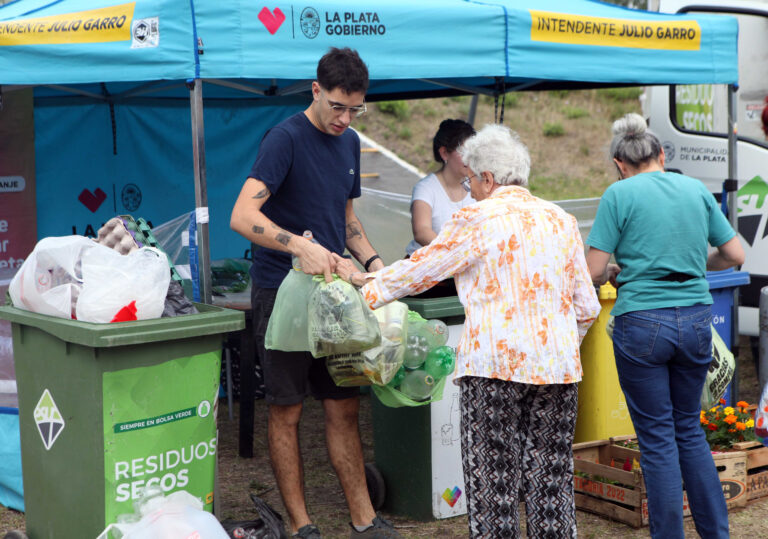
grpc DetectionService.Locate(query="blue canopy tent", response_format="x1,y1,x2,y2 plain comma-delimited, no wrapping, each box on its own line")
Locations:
0,0,740,513
0,0,738,302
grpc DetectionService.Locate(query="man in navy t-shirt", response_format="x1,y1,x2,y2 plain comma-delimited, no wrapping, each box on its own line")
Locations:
231,48,396,539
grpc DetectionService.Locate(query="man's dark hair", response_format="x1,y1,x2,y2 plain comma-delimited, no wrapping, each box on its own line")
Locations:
317,47,369,94
433,119,476,163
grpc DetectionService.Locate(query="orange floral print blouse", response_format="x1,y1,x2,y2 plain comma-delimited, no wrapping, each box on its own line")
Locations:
361,186,600,385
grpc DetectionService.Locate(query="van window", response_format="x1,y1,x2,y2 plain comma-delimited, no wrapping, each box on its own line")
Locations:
672,11,768,145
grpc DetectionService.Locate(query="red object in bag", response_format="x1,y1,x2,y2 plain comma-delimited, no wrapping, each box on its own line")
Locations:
111,301,138,323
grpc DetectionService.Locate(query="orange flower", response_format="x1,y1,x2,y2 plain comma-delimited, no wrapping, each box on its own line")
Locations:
737,400,749,408
724,414,738,425
736,422,747,431
700,417,709,425
719,398,726,405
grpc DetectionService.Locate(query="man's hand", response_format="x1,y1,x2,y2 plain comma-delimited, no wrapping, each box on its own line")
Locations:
295,240,336,283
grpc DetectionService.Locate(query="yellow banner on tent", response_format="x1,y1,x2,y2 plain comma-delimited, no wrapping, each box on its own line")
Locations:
530,10,701,51
0,2,135,46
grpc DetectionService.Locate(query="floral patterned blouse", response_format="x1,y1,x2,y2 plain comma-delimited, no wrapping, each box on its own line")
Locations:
361,185,600,385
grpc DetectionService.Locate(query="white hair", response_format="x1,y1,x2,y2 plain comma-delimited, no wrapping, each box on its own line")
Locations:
458,124,531,187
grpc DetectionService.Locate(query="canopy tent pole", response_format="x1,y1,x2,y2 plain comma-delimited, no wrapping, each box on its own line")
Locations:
189,78,213,304
727,82,740,404
468,94,479,126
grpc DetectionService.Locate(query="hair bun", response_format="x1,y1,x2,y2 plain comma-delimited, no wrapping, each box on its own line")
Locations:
612,112,648,138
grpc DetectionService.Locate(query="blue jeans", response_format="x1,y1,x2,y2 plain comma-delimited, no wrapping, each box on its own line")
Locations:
613,305,729,539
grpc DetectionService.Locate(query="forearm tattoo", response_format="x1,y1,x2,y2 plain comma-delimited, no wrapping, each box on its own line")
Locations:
252,189,269,199
276,232,291,246
252,225,264,235
346,221,363,241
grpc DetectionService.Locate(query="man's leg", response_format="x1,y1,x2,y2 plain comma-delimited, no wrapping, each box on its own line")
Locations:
254,285,319,534
323,396,377,527
268,402,312,534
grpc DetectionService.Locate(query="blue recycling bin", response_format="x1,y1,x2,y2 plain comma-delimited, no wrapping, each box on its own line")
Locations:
706,269,750,405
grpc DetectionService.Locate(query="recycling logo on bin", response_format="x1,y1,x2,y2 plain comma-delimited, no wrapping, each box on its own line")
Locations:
34,389,65,450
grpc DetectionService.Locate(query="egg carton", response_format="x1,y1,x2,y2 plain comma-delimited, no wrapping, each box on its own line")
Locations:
96,215,182,282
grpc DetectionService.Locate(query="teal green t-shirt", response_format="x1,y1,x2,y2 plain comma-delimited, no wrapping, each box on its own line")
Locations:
586,171,735,316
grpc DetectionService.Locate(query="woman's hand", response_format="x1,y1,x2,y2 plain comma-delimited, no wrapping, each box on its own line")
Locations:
607,264,622,288
332,254,374,287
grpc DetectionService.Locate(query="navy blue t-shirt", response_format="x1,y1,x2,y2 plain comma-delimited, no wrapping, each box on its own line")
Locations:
248,112,361,288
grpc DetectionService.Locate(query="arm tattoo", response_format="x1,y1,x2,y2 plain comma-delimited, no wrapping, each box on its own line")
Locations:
252,225,264,235
346,221,363,241
275,233,291,247
252,189,269,199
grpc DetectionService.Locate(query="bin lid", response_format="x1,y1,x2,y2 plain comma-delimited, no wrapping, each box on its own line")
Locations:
706,269,751,290
401,295,465,320
0,303,244,348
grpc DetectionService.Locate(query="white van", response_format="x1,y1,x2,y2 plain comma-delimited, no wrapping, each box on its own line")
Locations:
645,0,768,337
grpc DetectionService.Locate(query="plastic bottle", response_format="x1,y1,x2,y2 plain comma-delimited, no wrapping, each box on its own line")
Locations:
399,369,435,401
292,230,317,271
387,366,407,388
419,319,449,348
424,346,456,379
403,334,430,369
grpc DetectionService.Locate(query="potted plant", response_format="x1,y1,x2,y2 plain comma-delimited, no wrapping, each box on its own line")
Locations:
700,399,756,450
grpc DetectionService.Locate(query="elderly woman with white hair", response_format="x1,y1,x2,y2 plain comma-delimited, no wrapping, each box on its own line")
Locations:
339,124,600,537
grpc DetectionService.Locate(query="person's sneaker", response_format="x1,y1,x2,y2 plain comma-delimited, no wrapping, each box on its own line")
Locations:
293,523,322,538
349,515,401,538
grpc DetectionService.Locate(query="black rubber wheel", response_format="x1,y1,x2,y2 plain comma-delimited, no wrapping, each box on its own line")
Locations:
365,462,386,510
4,531,28,539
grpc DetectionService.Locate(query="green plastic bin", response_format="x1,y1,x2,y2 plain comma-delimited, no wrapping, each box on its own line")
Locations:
371,294,465,520
0,303,244,539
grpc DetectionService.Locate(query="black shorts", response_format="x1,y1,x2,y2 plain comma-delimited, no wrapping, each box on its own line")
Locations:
251,286,359,406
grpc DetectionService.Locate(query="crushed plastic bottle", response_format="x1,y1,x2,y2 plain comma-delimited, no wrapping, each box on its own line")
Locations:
419,319,449,348
399,369,435,401
403,334,430,369
292,230,317,271
387,365,407,388
424,346,456,378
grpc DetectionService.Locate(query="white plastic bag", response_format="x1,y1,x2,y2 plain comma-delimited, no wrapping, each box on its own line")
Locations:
76,247,170,323
700,325,736,409
9,236,97,319
97,490,229,539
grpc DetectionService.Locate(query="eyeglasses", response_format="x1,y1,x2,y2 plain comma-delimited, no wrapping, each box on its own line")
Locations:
319,90,367,117
461,173,482,192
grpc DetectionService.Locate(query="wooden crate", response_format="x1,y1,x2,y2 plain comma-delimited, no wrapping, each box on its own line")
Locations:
733,440,768,501
574,439,747,527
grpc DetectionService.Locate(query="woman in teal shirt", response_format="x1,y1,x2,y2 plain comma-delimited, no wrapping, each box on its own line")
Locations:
586,113,744,539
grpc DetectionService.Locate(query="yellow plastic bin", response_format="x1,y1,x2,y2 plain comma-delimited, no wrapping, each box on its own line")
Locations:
574,283,635,443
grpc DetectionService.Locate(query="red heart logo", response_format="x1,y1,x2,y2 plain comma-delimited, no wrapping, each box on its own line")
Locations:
78,187,107,213
258,7,285,35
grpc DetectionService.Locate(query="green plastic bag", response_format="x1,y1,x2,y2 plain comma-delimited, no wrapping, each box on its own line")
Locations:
371,309,452,407
265,269,315,352
308,276,381,358
372,376,448,408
